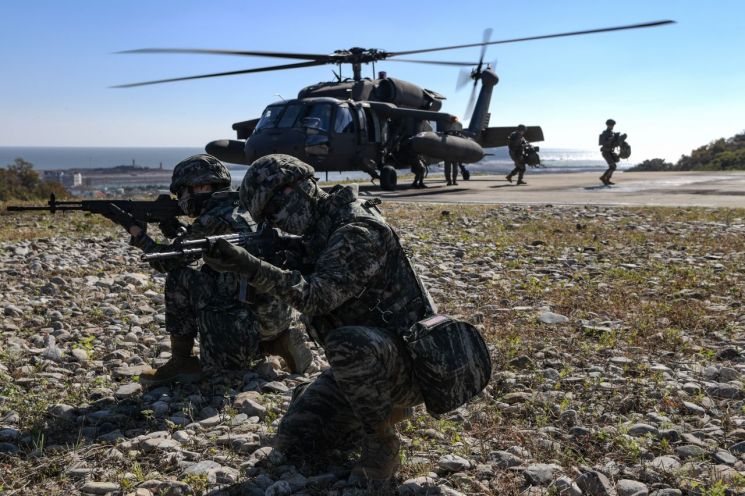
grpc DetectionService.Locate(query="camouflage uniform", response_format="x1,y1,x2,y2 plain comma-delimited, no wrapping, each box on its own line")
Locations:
444,120,463,185
599,128,620,183
206,155,437,464
132,190,292,369
507,130,528,183
252,184,432,451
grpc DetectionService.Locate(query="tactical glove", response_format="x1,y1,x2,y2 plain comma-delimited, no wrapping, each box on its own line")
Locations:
102,203,146,234
204,238,261,278
159,217,188,239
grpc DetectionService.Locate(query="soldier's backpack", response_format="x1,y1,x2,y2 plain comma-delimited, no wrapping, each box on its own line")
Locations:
524,145,541,167
598,133,605,146
402,314,492,415
619,141,631,159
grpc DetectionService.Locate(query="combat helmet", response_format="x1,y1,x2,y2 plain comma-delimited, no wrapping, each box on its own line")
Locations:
170,154,231,194
517,124,526,131
606,119,616,126
240,154,316,223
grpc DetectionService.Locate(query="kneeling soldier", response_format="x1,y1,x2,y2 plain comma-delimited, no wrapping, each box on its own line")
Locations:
204,154,440,485
104,154,311,385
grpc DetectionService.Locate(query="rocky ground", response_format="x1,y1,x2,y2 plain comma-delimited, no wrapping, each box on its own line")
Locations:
2,203,745,495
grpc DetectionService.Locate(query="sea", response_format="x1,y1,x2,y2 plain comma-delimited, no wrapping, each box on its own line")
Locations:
0,146,617,186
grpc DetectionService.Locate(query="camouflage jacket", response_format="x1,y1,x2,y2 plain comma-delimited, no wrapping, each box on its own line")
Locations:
248,185,436,345
599,129,617,151
507,131,528,154
131,191,293,333
131,190,254,273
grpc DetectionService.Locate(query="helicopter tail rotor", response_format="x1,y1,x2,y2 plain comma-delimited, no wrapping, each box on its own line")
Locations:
458,28,493,120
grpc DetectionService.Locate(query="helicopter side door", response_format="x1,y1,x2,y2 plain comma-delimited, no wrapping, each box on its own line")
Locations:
302,102,333,167
324,103,357,170
353,104,382,170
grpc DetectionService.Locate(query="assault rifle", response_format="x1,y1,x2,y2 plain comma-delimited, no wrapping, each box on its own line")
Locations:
141,227,303,263
7,193,183,224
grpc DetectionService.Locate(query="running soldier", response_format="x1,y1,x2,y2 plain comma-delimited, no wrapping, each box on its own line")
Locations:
506,124,529,185
103,154,310,385
599,119,620,185
204,154,438,485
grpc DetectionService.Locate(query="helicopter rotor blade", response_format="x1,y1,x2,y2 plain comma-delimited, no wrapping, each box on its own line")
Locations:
478,28,493,69
117,48,333,62
111,60,327,88
464,82,478,121
390,20,675,57
456,68,472,91
386,59,480,66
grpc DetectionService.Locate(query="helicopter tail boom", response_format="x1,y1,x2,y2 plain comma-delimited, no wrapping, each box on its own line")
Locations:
206,139,252,165
478,126,544,148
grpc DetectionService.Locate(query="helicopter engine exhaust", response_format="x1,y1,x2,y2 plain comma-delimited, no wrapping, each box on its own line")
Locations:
375,78,443,111
409,132,485,163
205,139,252,165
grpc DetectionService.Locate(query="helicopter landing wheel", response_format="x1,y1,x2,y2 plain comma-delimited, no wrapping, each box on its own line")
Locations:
380,165,397,191
461,168,471,181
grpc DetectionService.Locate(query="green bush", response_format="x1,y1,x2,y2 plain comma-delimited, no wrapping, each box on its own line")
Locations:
628,158,674,172
629,132,745,171
0,158,68,202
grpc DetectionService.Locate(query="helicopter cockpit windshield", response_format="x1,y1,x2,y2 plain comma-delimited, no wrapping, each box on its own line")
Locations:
303,103,332,132
254,102,334,133
254,105,283,131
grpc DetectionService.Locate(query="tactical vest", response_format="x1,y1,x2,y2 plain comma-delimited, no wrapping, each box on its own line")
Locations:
599,130,615,151
198,191,256,302
303,187,435,344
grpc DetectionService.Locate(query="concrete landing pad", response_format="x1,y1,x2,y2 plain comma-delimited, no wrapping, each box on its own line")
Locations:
359,171,745,208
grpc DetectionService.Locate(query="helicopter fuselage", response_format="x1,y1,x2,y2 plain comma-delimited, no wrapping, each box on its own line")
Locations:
205,69,544,191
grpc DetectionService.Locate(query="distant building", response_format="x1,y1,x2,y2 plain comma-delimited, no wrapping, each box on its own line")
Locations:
73,173,82,187
43,170,71,186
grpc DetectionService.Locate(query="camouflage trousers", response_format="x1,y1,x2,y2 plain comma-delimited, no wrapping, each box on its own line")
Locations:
444,161,459,183
601,150,619,180
276,325,422,454
508,151,526,181
165,266,278,370
411,161,426,186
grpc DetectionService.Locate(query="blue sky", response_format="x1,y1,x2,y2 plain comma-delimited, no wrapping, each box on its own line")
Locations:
1,0,743,162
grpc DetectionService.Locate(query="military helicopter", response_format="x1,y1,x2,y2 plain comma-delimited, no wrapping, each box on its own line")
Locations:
116,20,673,190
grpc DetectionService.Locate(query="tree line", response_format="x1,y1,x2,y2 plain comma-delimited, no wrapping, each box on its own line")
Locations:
629,131,745,171
0,158,68,202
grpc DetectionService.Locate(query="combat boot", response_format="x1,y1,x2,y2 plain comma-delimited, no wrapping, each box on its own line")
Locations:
139,335,202,386
505,174,513,183
350,422,401,485
261,327,312,374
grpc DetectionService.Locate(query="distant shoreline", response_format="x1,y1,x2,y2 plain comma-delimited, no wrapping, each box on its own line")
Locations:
1,146,608,172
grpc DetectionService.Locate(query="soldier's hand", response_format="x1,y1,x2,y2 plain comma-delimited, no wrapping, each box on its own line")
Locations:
102,204,146,236
159,217,187,239
204,238,261,278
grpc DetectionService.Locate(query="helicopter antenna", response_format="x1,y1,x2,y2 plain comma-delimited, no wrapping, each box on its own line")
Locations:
274,93,286,102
